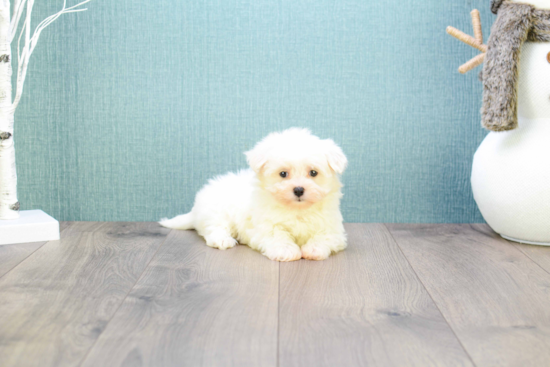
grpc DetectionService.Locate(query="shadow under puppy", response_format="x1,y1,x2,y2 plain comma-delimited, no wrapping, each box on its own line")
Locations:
160,128,348,261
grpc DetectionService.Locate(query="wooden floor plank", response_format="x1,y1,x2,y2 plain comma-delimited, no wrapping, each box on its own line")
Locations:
387,223,550,367
0,222,170,367
0,241,47,279
80,229,279,367
509,243,550,275
59,221,72,232
472,224,550,274
0,222,73,279
514,244,550,274
278,223,474,367
61,221,128,233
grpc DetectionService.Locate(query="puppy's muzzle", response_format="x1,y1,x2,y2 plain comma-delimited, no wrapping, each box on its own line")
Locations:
293,187,305,197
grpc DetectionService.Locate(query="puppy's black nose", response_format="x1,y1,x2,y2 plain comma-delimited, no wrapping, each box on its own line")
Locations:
293,187,305,197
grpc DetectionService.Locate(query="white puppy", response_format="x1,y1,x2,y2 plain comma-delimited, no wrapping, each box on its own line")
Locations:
160,128,348,261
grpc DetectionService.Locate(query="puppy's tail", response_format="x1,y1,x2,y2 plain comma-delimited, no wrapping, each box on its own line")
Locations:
159,212,194,230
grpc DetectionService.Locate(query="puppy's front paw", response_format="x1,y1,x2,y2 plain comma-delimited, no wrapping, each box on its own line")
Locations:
205,234,238,250
301,242,332,261
263,243,301,262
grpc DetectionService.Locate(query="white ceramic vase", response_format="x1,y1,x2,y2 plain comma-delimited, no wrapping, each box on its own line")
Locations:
472,41,550,245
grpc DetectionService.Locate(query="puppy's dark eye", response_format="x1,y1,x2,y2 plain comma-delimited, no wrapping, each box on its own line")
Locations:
280,171,288,178
310,170,318,177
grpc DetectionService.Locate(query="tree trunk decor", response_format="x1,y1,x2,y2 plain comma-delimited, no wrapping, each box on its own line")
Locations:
0,0,89,220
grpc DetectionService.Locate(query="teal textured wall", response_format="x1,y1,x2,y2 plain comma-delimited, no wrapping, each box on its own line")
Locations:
14,0,492,222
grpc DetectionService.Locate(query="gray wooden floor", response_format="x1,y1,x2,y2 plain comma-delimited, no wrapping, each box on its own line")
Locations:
1,223,550,367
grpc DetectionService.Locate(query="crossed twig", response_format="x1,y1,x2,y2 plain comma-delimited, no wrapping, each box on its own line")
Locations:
447,10,487,74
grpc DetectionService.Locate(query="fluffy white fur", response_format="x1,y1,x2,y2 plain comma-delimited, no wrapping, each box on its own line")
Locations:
159,128,348,261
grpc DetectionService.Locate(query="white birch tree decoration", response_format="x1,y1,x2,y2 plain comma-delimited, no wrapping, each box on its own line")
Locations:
0,0,89,220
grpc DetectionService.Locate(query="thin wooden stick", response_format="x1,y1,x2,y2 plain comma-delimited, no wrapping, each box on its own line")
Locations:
471,9,483,44
447,9,487,74
459,53,485,74
447,26,487,53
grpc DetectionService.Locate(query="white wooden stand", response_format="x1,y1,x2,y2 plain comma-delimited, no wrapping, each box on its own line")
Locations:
0,210,60,245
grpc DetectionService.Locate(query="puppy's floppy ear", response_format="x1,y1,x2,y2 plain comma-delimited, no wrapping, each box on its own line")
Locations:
323,139,347,174
245,146,267,173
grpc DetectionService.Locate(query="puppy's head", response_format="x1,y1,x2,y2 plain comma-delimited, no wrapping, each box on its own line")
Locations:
245,128,347,208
